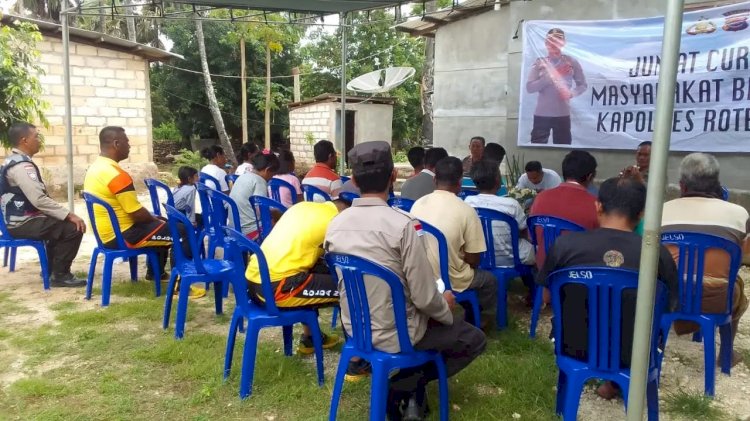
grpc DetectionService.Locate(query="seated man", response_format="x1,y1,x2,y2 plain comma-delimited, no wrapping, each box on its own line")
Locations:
537,177,678,399
411,157,498,328
662,152,749,366
0,123,86,287
516,160,561,192
400,147,448,201
245,199,352,359
465,160,534,267
302,140,342,201
620,140,651,182
461,136,485,174
84,126,183,279
325,141,485,420
406,146,425,177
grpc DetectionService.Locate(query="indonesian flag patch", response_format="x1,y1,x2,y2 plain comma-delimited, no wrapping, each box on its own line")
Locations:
414,222,424,237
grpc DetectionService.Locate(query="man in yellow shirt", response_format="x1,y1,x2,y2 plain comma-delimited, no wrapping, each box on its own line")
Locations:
245,199,365,370
84,127,175,280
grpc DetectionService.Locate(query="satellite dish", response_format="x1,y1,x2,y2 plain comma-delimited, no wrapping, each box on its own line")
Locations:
346,67,416,94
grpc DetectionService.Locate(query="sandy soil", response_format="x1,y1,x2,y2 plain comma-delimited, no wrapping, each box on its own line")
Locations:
1,196,749,420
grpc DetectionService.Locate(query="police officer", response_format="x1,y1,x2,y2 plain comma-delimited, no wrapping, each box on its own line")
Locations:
1,123,86,287
324,141,486,421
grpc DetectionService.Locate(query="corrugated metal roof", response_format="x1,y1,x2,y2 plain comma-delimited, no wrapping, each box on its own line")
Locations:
395,0,501,37
169,0,407,14
0,14,183,62
289,93,395,109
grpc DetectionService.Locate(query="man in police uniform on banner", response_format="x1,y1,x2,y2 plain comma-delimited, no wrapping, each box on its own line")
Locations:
325,141,486,420
0,123,87,287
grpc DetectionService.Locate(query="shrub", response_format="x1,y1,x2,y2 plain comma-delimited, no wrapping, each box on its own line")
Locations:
172,149,208,175
153,121,181,141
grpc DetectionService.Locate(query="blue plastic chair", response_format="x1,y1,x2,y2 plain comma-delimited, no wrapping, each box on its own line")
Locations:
338,191,360,203
0,211,50,289
457,189,479,200
226,174,240,188
203,188,242,298
527,215,585,338
548,267,664,420
325,253,449,421
419,220,481,328
302,184,332,202
475,207,534,329
721,186,729,201
340,175,351,184
162,205,232,339
82,192,161,306
223,227,325,399
144,178,175,217
387,196,415,212
249,196,287,243
268,177,299,205
659,231,742,396
199,172,222,191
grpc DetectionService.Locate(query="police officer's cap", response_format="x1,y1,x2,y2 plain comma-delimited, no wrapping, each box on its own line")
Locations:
348,141,394,173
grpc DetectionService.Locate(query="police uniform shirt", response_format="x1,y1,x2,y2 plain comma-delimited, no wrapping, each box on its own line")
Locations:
324,197,453,353
3,148,69,225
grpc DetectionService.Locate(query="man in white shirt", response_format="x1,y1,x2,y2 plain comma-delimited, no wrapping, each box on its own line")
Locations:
515,160,561,192
199,145,230,193
400,147,448,201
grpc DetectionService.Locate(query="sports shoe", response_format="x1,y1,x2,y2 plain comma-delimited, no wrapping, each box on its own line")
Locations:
50,273,86,288
344,358,372,382
171,285,207,299
297,332,340,355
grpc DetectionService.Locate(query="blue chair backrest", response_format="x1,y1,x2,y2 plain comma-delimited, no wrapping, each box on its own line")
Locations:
387,197,415,212
196,182,215,232
340,175,351,184
475,207,523,269
660,231,742,316
457,189,479,200
226,174,239,187
527,215,585,254
83,192,126,249
164,204,209,274
204,188,241,230
0,209,12,239
144,178,175,217
199,172,221,191
302,184,332,202
417,220,454,291
325,253,417,354
338,192,360,203
223,226,282,315
268,177,298,205
548,267,666,371
249,196,287,241
721,186,729,201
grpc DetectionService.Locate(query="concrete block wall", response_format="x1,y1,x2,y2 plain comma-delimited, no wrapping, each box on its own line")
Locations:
289,104,333,165
0,36,153,189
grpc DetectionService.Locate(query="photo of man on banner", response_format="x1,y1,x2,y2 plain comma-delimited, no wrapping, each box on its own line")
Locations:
526,28,588,145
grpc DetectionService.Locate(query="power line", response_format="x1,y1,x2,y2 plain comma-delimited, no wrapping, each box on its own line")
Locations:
161,90,289,127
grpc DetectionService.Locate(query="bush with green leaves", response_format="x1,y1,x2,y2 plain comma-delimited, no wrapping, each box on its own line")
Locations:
393,150,408,163
0,15,48,148
171,149,208,175
152,121,181,141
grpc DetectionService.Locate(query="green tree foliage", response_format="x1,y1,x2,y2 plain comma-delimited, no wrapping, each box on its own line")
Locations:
0,16,48,148
299,10,425,149
150,12,303,149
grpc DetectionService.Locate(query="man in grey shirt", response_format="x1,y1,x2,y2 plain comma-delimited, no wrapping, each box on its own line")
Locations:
515,160,561,192
526,28,587,145
400,147,448,201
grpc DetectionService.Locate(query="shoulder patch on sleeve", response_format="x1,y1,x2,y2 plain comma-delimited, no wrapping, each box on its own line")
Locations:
22,164,38,181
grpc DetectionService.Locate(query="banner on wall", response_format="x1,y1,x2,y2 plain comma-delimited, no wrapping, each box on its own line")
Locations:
517,3,750,152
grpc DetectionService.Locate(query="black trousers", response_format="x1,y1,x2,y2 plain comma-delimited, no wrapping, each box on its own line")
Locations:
104,220,190,276
389,318,486,395
8,216,83,276
530,115,572,145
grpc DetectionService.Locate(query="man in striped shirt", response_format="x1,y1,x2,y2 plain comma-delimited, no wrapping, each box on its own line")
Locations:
302,140,342,201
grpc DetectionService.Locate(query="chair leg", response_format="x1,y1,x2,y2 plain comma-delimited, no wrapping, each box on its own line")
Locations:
369,363,389,421
174,278,192,339
702,325,716,397
36,245,50,290
555,370,567,415
560,371,584,421
434,355,449,421
129,256,138,281
331,306,339,328
102,254,114,307
718,323,733,375
239,323,261,399
86,249,99,300
529,286,544,338
9,246,17,272
3,247,8,268
282,325,294,357
162,270,178,330
328,349,350,421
213,281,223,315
496,276,508,329
646,379,660,421
307,318,325,386
149,253,162,297
224,315,240,380
692,331,703,343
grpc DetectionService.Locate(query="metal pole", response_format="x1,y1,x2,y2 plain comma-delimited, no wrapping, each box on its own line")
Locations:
61,10,75,212
626,1,685,419
339,12,347,175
